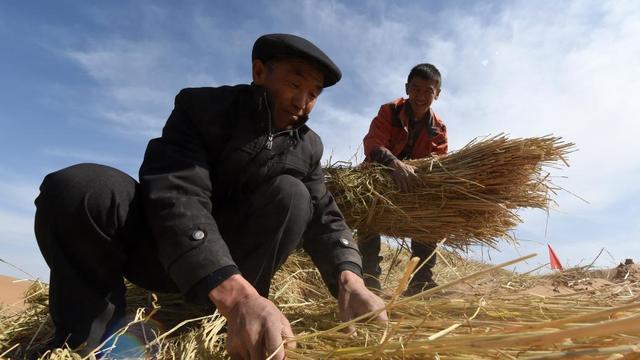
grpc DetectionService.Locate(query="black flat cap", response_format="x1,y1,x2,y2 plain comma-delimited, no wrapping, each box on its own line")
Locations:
252,33,342,87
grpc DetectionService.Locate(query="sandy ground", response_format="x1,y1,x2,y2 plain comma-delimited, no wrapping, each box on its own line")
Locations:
0,274,34,314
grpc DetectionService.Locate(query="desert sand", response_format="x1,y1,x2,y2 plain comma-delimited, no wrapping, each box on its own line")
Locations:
0,274,33,314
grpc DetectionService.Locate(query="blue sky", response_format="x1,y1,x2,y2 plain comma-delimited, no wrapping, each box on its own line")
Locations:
1,0,639,280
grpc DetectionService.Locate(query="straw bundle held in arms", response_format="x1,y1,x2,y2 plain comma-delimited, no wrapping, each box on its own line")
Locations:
325,134,575,248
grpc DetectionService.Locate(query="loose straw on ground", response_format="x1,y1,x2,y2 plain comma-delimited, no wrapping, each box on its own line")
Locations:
3,250,640,359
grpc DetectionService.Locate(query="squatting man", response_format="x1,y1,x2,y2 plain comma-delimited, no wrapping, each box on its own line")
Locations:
34,34,388,359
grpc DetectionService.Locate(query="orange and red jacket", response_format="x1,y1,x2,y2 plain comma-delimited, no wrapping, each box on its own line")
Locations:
363,98,448,165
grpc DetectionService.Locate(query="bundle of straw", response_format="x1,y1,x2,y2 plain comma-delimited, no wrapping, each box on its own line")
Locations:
325,134,575,248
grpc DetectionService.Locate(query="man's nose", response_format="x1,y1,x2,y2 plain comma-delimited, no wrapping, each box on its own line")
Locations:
292,92,307,112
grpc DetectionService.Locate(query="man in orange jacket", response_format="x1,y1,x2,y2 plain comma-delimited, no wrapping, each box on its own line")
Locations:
361,63,448,295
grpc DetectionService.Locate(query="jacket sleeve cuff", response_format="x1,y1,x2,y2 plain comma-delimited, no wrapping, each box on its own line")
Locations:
304,233,363,298
370,147,398,165
337,261,363,278
167,237,237,294
185,265,241,304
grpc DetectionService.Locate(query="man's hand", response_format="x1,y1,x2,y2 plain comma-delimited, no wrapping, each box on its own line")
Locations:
209,275,294,360
390,159,420,192
337,270,388,334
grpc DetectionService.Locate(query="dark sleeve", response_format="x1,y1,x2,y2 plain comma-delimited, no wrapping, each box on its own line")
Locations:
371,147,398,166
139,89,238,295
433,121,448,155
301,136,363,298
363,104,399,165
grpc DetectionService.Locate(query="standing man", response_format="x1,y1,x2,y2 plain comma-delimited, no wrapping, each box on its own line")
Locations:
361,63,448,296
35,33,386,359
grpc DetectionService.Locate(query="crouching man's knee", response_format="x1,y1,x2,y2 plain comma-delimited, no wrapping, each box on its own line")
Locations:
259,174,313,220
35,163,138,258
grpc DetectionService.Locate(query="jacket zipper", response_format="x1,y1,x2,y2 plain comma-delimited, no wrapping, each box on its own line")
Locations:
262,92,301,150
263,93,274,149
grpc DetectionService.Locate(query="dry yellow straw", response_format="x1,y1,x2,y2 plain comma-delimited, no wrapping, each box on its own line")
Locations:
326,135,575,248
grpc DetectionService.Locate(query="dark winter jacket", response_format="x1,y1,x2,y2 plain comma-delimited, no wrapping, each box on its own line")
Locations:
139,84,361,297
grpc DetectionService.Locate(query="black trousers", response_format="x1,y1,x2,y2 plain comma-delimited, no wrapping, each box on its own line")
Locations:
34,163,311,349
360,234,437,281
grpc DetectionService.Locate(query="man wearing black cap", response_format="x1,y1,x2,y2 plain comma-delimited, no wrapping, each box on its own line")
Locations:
34,33,387,359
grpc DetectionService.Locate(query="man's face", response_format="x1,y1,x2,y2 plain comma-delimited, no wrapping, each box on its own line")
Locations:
252,58,324,130
405,76,440,117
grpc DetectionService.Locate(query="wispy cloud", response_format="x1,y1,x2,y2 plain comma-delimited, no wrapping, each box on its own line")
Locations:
0,180,38,213
58,4,257,138
428,1,640,211
0,178,44,278
0,209,34,238
42,147,141,167
63,39,179,136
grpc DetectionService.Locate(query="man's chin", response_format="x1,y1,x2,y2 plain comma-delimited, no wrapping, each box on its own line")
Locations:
273,116,298,130
411,103,429,113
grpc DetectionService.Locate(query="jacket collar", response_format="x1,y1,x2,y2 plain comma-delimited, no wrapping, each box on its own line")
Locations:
399,98,438,136
250,84,310,133
401,99,431,125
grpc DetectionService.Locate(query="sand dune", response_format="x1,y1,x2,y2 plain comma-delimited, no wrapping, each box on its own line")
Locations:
0,274,33,314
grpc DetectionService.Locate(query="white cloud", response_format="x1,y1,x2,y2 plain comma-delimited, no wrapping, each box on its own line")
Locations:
0,180,38,213
312,100,370,164
59,4,256,138
0,181,44,279
0,209,34,238
429,1,640,211
0,180,40,278
64,40,178,136
42,147,141,166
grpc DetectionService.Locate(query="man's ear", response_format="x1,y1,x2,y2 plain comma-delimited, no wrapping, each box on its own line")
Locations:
434,88,441,101
405,82,409,96
252,59,268,85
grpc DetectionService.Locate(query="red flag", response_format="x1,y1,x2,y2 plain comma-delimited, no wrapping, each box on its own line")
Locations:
548,244,564,271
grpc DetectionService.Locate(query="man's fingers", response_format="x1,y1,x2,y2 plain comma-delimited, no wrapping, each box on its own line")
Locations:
282,320,296,350
398,177,407,192
339,323,357,336
375,308,389,322
406,175,414,192
395,173,409,193
408,173,419,192
227,333,247,360
229,346,250,360
406,165,421,192
264,327,285,360
248,333,266,360
392,173,402,192
392,162,421,193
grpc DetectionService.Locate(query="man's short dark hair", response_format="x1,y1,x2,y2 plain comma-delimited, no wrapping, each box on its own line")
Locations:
407,63,441,88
